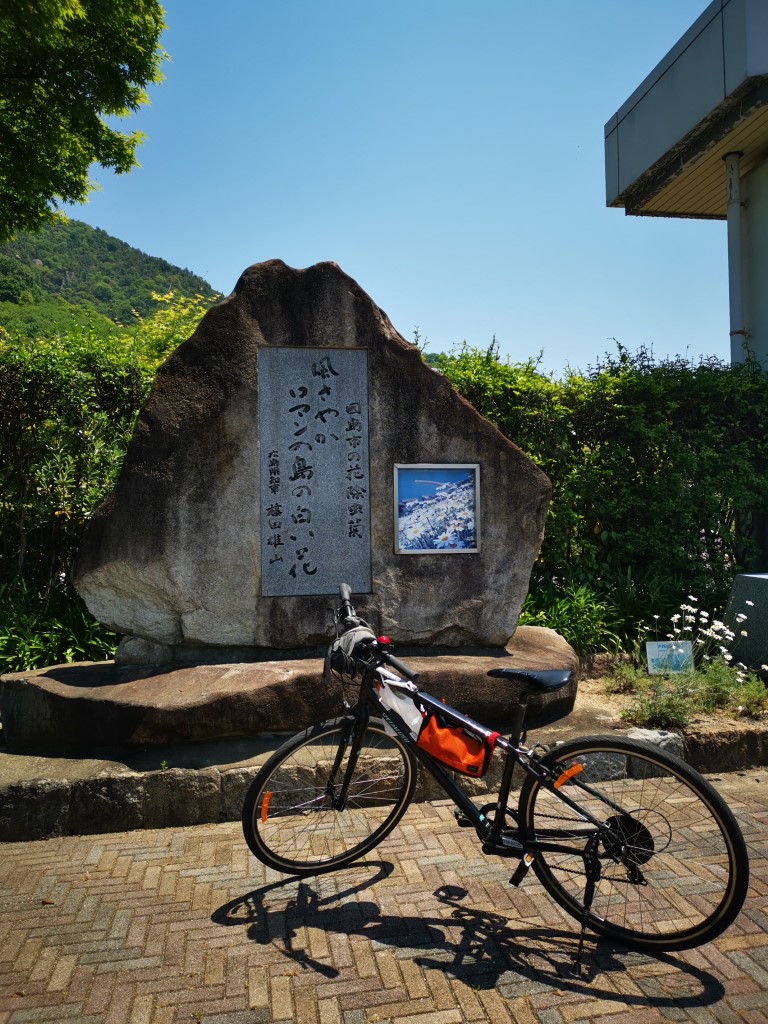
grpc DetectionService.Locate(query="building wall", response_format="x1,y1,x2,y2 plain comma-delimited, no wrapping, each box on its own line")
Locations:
739,157,768,365
605,2,725,205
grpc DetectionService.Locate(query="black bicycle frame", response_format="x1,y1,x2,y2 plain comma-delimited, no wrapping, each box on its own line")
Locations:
332,664,629,861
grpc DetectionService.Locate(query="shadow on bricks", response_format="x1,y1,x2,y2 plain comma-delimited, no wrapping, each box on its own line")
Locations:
211,861,727,1008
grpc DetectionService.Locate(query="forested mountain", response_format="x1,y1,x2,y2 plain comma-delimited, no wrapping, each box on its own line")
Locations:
0,220,218,334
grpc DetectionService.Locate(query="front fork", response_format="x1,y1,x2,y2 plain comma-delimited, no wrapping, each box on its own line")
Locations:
328,708,370,810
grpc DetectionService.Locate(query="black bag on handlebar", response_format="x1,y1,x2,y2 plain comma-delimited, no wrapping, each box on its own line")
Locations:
324,625,376,681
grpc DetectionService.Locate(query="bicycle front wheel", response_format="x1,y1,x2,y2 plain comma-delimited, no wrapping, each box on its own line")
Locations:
518,736,749,952
242,717,417,875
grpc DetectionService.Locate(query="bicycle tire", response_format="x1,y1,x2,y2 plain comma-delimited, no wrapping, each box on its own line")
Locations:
517,735,749,952
242,716,417,875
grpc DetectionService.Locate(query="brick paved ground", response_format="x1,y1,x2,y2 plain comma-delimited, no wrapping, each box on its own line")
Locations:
1,768,767,1024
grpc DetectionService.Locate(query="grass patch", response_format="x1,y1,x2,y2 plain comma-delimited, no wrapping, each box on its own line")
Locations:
611,659,768,730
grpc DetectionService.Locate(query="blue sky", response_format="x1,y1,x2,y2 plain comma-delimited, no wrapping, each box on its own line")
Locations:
69,0,727,376
397,468,475,504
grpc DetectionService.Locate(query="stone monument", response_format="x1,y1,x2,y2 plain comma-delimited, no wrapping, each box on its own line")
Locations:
0,260,577,749
73,259,551,658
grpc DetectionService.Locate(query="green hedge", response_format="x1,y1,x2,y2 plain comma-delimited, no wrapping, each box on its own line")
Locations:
436,343,768,644
0,294,213,670
2,325,766,668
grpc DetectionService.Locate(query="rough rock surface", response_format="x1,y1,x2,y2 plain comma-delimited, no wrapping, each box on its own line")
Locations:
626,726,685,759
73,259,550,652
0,626,577,748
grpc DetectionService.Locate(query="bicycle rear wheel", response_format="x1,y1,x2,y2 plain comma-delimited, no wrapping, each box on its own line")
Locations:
242,717,417,875
518,736,749,952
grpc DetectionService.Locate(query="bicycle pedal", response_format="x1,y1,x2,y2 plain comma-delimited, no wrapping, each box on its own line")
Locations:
509,851,536,887
481,835,524,858
454,810,474,828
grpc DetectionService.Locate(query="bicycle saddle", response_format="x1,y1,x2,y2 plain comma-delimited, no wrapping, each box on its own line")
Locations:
486,668,572,693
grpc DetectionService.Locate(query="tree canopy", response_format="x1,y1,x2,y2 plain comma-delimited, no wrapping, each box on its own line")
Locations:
0,0,166,242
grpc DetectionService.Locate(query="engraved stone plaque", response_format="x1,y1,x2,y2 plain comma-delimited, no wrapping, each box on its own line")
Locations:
259,347,371,596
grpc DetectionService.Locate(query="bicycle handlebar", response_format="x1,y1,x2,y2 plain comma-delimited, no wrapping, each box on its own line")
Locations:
338,582,355,621
335,583,419,682
377,646,419,682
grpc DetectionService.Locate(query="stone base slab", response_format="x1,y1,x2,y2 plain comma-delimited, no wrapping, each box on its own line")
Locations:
0,626,578,749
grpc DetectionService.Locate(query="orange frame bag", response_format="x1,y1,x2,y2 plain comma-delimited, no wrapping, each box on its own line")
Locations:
416,713,500,777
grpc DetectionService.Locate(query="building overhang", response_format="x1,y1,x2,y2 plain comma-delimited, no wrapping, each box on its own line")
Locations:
605,0,768,219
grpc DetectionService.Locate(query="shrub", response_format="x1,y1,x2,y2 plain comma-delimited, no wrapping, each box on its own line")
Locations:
621,678,695,730
518,581,621,655
0,327,152,593
438,343,768,644
605,662,647,695
0,291,213,596
0,580,116,672
0,292,213,668
733,675,768,718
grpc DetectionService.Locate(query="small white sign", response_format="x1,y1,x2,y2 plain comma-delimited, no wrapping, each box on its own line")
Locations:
645,641,693,674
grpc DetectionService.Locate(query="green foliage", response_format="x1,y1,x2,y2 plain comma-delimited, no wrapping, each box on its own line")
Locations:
604,566,686,643
0,1,167,241
127,290,216,363
440,342,768,645
519,581,621,655
618,659,768,729
621,677,695,730
0,254,44,303
0,291,209,600
0,580,116,671
0,327,151,594
0,220,217,325
0,296,117,340
604,662,647,695
733,676,768,718
0,286,212,670
696,658,737,713
609,595,768,727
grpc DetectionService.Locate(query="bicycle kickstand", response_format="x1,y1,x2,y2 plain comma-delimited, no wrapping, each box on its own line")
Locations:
573,835,601,977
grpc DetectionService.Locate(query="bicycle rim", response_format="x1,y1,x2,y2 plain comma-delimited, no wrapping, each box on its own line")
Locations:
518,736,749,951
242,717,416,875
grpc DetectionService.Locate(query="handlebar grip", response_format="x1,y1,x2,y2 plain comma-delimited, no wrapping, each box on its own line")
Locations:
338,582,356,624
380,647,419,682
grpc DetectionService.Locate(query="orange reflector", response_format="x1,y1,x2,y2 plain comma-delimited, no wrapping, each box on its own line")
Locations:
260,792,272,823
554,763,584,789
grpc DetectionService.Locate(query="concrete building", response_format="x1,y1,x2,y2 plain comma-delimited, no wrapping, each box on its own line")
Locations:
605,0,768,366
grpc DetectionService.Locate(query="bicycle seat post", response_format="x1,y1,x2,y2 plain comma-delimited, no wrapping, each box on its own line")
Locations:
480,690,532,850
508,691,530,747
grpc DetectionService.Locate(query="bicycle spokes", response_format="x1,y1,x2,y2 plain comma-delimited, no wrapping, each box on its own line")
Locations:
519,737,748,952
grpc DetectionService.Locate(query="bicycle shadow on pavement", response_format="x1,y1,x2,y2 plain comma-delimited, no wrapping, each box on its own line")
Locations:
211,863,726,1008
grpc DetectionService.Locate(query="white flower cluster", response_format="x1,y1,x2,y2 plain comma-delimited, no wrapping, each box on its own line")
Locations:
642,594,752,666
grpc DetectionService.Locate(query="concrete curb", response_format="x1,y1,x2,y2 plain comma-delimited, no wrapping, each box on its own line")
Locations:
0,740,512,843
0,762,261,842
2,702,767,843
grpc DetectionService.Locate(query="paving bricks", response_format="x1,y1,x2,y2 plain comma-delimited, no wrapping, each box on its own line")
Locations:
0,770,767,1023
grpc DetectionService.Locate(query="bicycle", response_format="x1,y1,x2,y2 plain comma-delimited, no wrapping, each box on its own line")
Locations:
242,583,749,963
